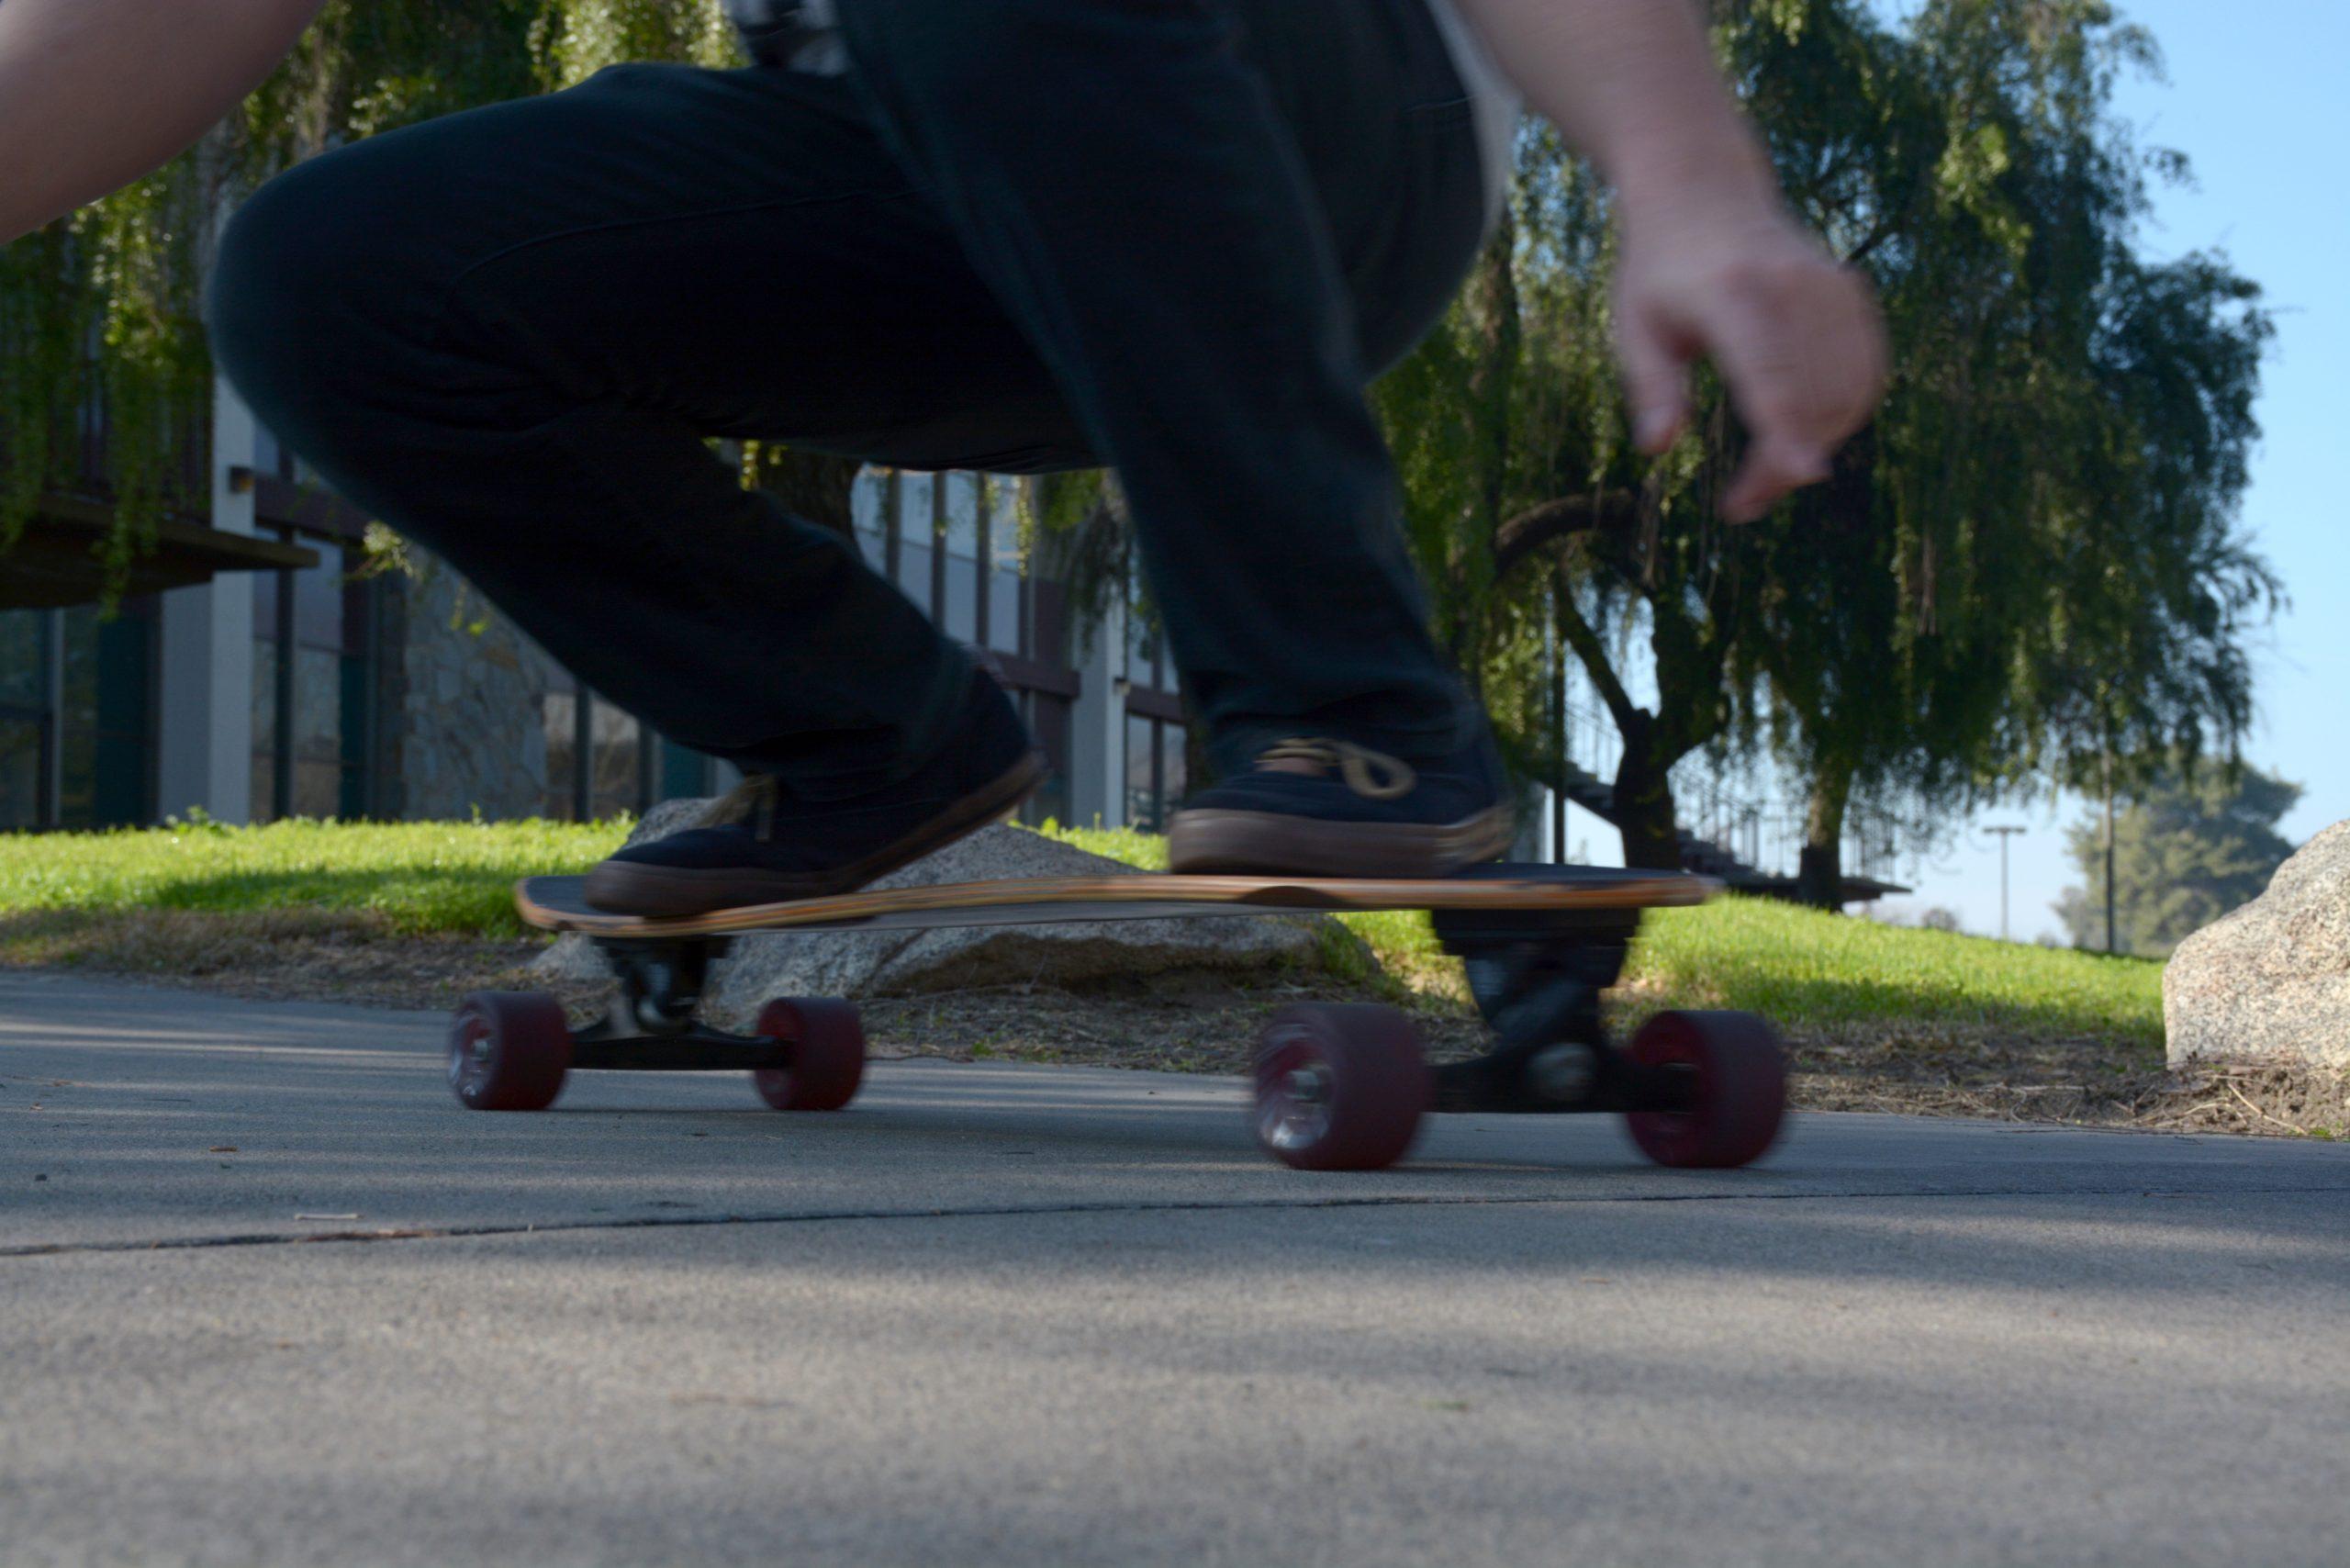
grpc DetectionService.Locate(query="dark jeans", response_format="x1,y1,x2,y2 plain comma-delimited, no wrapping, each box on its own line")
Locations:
207,0,1489,798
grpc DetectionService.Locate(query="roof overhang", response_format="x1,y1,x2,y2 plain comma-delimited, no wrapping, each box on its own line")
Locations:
0,494,319,610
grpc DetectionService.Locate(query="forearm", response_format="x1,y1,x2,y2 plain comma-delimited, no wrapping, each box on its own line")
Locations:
0,0,324,243
1451,0,1774,209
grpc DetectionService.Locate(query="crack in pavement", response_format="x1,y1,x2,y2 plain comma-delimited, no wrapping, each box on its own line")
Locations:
7,1182,2346,1260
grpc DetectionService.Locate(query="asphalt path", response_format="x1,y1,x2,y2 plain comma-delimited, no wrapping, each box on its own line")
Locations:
4,971,2346,1566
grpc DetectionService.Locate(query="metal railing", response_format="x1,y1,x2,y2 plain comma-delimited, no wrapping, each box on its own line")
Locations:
1549,682,1910,887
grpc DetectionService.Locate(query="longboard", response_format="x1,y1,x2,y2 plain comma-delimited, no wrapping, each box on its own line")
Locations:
458,862,1785,1176
514,864,1718,938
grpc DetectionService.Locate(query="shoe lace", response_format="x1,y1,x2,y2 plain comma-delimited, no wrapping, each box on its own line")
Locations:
1258,738,1417,801
705,771,778,836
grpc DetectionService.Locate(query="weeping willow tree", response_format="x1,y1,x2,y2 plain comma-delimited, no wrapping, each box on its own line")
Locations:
1366,0,2271,884
1732,0,2272,901
0,0,741,591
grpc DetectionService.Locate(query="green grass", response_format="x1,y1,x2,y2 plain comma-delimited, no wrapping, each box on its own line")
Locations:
1035,820,2165,1048
0,815,2165,1049
1633,896,2162,1047
0,816,626,936
1043,823,1169,869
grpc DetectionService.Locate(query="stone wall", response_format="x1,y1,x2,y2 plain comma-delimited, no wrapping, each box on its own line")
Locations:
381,552,554,821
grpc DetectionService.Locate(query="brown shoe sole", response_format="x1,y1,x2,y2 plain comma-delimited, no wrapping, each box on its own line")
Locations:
582,752,1047,918
1166,802,1516,879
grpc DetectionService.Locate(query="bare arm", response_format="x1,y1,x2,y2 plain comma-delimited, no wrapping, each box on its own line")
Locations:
1454,0,1886,521
0,0,325,244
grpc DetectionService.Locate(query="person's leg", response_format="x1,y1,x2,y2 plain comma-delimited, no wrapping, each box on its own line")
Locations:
214,5,1512,896
831,0,1512,872
208,63,1080,911
832,0,1480,774
208,62,1077,801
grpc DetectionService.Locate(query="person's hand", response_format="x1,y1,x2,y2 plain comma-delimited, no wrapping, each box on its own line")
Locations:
1612,191,1887,521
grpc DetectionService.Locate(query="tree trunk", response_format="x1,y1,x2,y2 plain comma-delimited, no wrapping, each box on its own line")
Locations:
1797,763,1854,910
1610,714,1684,870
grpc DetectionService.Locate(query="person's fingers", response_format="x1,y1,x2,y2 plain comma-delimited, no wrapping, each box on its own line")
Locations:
1806,267,1886,436
1722,431,1830,523
1614,298,1694,455
1705,265,1831,447
1703,261,1881,515
1830,270,1892,432
1610,217,1888,521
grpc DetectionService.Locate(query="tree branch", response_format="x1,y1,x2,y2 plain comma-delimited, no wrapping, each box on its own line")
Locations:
1492,488,1639,584
1843,217,1897,267
1552,573,1641,734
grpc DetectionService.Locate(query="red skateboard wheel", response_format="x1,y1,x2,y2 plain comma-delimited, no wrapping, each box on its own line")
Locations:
1252,1003,1429,1171
1622,1010,1786,1168
447,991,572,1112
752,998,867,1112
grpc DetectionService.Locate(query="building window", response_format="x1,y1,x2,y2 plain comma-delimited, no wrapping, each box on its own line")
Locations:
0,611,53,830
1018,687,1071,829
543,678,654,821
854,468,1079,829
1123,712,1188,834
252,537,374,822
1125,712,1158,830
0,602,155,831
1127,600,1160,688
860,470,1034,652
1121,577,1188,833
984,484,1022,658
60,600,156,827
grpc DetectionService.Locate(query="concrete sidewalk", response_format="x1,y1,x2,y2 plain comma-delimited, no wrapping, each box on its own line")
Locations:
4,971,2347,1565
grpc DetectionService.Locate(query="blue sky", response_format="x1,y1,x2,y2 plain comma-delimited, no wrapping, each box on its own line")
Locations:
1871,0,2346,940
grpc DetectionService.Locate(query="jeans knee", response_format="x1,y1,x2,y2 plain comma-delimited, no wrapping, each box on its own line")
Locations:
206,144,437,444
207,165,351,431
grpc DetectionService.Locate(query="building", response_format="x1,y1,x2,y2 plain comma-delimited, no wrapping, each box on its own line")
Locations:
0,375,1186,835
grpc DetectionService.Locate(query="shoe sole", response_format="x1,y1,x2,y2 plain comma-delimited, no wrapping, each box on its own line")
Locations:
582,751,1048,918
1166,802,1517,878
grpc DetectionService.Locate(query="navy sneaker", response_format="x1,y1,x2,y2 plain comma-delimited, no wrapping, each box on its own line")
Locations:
583,675,1044,917
1167,731,1515,877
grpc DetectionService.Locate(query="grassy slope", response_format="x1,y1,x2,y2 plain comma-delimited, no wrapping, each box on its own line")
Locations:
1049,823,2163,1049
0,818,621,935
0,817,2163,1049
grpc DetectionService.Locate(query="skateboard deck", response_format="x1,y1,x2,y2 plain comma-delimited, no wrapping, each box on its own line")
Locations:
514,864,1717,938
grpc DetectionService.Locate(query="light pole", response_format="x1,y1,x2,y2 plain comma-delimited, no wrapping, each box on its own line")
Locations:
1985,825,2026,942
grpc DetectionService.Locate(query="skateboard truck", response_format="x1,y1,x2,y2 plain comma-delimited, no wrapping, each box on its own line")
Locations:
557,935,792,1073
445,926,866,1110
589,934,722,1036
1431,906,1699,1117
1246,890,1783,1171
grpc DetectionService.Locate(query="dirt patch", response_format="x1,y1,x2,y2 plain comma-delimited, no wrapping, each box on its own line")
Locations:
1770,1014,2347,1137
0,910,602,1018
7,913,2342,1141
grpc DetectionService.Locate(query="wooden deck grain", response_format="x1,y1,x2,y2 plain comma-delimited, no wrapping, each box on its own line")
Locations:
516,868,1716,938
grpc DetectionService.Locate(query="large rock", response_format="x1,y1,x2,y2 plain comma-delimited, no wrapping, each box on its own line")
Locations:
534,811,1350,1030
2164,819,2350,1070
